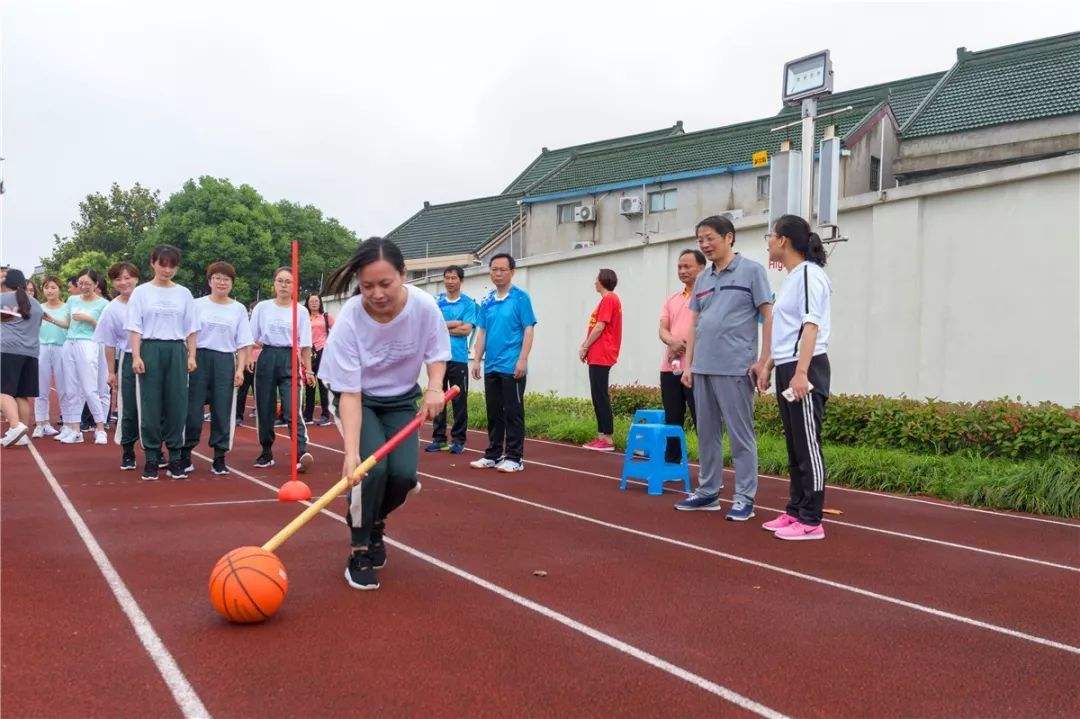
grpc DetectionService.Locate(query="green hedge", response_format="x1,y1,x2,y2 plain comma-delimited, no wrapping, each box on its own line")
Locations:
459,391,1080,518
607,384,1080,461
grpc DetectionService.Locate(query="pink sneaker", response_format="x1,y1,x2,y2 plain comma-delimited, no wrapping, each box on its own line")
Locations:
773,521,825,541
761,514,798,532
582,438,615,452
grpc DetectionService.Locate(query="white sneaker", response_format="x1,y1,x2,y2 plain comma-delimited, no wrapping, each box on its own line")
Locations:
60,430,84,444
31,425,45,439
54,426,71,441
42,424,59,437
495,459,524,473
1,423,28,448
16,435,30,446
94,430,108,445
469,457,499,469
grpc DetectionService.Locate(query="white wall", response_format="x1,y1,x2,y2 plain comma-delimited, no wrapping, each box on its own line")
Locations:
333,156,1078,406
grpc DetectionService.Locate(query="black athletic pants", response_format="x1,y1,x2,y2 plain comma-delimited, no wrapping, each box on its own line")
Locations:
303,348,330,422
588,364,613,435
775,354,830,526
431,361,469,445
482,372,526,463
660,370,696,462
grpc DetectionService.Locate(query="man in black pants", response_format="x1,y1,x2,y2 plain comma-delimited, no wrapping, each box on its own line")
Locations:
469,254,537,474
659,249,706,462
426,265,477,454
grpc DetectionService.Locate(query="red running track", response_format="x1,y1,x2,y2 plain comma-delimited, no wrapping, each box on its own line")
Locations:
2,417,1078,718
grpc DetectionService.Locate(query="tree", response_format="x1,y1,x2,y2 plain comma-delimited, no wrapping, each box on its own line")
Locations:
137,177,357,306
45,183,160,274
57,250,110,286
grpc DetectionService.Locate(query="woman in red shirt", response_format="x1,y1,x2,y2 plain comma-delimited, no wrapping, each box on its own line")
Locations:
304,293,334,426
579,268,622,451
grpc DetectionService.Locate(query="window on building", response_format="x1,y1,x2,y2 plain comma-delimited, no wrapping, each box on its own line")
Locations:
870,156,881,191
648,188,677,212
756,175,770,199
557,201,581,224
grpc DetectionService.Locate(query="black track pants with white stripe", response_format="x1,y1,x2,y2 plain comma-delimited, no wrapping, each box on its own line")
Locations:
775,355,830,526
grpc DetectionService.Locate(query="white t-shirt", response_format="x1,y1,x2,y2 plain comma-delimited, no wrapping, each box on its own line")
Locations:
771,261,832,365
318,284,451,396
195,296,254,353
92,297,131,352
125,283,199,341
250,300,312,348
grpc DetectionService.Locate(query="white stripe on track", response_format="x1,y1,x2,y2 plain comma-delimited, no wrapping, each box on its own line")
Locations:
452,427,1080,529
28,445,211,719
258,430,1080,651
195,452,788,719
286,431,1079,573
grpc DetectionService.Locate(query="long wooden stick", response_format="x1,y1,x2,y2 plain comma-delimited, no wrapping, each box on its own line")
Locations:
262,385,460,552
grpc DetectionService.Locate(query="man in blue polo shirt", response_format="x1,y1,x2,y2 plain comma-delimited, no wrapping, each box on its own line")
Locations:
676,215,773,521
426,265,477,454
469,253,537,473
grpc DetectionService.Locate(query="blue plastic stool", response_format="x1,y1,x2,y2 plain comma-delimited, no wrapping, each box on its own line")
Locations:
619,423,691,496
632,409,667,425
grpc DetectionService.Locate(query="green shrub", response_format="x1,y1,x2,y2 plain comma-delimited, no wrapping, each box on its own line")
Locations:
606,385,1080,461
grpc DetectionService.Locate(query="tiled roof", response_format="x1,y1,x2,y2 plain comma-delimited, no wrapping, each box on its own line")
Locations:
502,123,684,193
526,102,878,197
902,32,1080,138
776,72,945,126
386,194,522,260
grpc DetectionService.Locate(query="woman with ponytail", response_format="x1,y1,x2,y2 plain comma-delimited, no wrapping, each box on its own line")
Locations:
760,214,832,541
1,269,45,447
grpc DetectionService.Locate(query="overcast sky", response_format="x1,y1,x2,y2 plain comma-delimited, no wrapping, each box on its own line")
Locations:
1,1,1077,272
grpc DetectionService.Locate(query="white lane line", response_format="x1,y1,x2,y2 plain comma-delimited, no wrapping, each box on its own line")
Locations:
289,431,1079,574
28,445,211,719
193,452,788,719
453,426,1080,529
421,468,1080,656
168,498,282,508
253,430,1080,654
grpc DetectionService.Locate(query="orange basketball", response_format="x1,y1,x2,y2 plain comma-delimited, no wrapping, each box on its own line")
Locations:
209,547,288,624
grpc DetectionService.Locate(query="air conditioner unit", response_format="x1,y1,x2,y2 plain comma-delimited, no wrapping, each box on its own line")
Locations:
574,204,596,223
619,196,643,215
720,209,744,222
573,240,595,250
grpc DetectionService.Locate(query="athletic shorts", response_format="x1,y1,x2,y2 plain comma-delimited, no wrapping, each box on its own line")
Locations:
0,353,39,398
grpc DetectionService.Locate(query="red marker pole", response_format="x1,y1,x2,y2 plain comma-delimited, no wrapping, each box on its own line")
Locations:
278,239,311,502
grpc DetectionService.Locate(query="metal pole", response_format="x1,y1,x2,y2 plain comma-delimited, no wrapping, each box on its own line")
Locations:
800,97,817,221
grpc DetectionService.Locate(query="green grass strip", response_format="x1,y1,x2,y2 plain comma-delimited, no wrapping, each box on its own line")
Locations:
456,392,1079,519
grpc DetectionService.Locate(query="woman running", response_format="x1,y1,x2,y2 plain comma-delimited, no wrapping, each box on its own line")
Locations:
761,214,832,541
182,261,253,475
303,292,334,426
92,262,140,469
249,266,314,472
319,237,450,591
126,245,199,480
55,269,110,444
33,277,68,438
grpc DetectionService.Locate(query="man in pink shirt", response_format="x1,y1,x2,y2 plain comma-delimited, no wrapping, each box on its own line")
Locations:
658,249,706,462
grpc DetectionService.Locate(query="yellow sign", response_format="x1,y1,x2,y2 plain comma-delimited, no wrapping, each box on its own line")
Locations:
752,150,769,167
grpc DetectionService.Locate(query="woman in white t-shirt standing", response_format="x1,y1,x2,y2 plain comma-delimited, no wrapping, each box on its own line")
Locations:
319,237,451,592
760,214,832,541
249,266,315,472
126,245,200,481
182,261,254,476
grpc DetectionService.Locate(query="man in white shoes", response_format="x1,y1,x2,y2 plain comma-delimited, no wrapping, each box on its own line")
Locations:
469,254,537,473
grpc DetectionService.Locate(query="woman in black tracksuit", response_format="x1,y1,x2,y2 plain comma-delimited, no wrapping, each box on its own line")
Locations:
760,214,832,541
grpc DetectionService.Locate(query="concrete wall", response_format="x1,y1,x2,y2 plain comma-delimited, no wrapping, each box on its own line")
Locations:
376,155,1078,406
